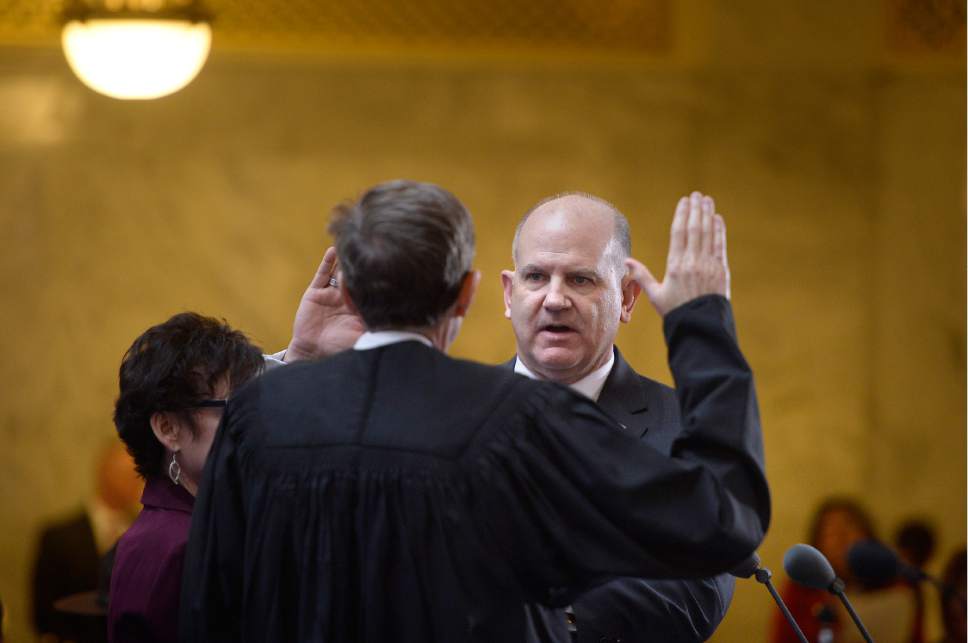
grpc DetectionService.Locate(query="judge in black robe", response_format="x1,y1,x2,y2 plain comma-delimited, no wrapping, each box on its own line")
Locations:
179,180,770,643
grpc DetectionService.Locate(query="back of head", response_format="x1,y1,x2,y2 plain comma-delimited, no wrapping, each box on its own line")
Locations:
893,519,937,568
113,312,264,479
329,180,475,329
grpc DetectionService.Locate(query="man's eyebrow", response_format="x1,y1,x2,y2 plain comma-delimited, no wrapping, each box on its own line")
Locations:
518,264,604,279
569,268,602,278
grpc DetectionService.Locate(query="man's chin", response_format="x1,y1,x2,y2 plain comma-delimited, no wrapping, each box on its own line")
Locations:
531,348,582,373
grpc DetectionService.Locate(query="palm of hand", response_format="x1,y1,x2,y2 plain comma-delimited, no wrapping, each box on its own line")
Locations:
289,286,365,360
285,247,365,362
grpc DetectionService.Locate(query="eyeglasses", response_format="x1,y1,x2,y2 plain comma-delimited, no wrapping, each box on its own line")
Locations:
193,399,227,409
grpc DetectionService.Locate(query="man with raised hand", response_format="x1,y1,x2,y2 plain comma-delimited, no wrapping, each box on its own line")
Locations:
502,191,744,643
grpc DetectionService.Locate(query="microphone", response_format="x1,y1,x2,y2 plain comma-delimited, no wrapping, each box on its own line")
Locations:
848,540,904,587
783,543,840,590
784,544,876,643
848,539,967,611
731,553,809,643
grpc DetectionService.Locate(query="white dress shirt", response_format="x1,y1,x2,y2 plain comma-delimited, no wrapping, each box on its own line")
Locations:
353,330,434,350
263,332,433,370
513,349,615,402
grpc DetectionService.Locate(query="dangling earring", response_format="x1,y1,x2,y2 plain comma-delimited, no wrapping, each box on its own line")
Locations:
168,452,181,486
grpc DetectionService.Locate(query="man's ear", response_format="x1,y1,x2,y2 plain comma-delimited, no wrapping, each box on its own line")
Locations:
620,270,642,324
500,270,514,320
150,412,182,452
454,270,482,318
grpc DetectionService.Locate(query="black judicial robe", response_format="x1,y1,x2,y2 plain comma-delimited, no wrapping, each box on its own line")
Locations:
179,295,770,643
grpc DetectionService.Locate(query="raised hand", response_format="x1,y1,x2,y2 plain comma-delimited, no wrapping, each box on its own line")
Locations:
627,191,730,317
284,247,365,362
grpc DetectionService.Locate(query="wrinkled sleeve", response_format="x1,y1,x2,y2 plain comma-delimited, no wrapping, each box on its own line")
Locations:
467,295,769,606
178,390,254,643
571,573,735,643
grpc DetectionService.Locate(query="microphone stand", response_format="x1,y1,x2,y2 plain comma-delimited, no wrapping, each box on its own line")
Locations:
753,566,809,643
829,578,875,643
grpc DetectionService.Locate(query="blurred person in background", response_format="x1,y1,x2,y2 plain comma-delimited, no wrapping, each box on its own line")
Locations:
895,519,938,571
770,497,877,643
31,441,142,643
107,312,263,643
771,498,925,643
894,518,938,643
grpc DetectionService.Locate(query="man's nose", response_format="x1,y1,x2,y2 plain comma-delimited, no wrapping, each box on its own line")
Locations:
542,279,571,311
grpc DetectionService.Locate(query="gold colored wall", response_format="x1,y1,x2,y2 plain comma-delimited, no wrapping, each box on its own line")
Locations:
0,2,964,642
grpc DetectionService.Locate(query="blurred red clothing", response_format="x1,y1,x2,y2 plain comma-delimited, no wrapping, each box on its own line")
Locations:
770,580,839,643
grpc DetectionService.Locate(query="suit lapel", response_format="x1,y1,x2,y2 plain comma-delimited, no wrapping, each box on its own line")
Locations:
596,347,655,439
505,349,660,439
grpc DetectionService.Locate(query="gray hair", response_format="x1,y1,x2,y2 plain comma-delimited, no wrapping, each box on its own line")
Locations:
329,180,475,329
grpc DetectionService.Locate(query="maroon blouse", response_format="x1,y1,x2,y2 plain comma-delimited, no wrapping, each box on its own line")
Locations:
108,476,194,643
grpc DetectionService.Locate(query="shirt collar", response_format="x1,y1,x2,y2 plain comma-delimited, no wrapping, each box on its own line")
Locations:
142,476,195,514
514,349,615,401
354,330,434,351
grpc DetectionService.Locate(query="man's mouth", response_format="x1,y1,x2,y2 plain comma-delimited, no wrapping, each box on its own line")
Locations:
540,324,576,335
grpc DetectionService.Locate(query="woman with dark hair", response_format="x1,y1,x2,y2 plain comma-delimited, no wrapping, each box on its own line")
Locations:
108,312,263,643
771,497,877,643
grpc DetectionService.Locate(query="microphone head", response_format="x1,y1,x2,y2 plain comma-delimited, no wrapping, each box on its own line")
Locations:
784,544,838,591
730,553,761,579
848,540,900,588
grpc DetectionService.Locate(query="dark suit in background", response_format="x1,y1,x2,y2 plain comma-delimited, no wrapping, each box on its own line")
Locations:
31,510,107,643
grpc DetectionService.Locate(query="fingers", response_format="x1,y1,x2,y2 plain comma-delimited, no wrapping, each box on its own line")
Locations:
627,257,669,315
672,192,716,264
668,196,689,261
308,247,339,289
700,196,715,257
684,192,703,258
716,213,731,300
720,215,729,269
713,214,726,264
625,257,658,294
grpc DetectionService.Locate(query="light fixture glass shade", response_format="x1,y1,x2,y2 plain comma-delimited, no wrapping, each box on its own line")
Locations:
62,19,211,100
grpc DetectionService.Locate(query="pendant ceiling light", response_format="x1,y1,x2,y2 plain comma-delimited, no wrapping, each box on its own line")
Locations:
61,0,212,100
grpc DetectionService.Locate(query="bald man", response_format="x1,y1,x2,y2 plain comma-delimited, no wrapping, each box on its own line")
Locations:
501,192,743,643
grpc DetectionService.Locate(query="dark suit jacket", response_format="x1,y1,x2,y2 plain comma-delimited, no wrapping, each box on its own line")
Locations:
510,348,736,643
181,295,769,643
